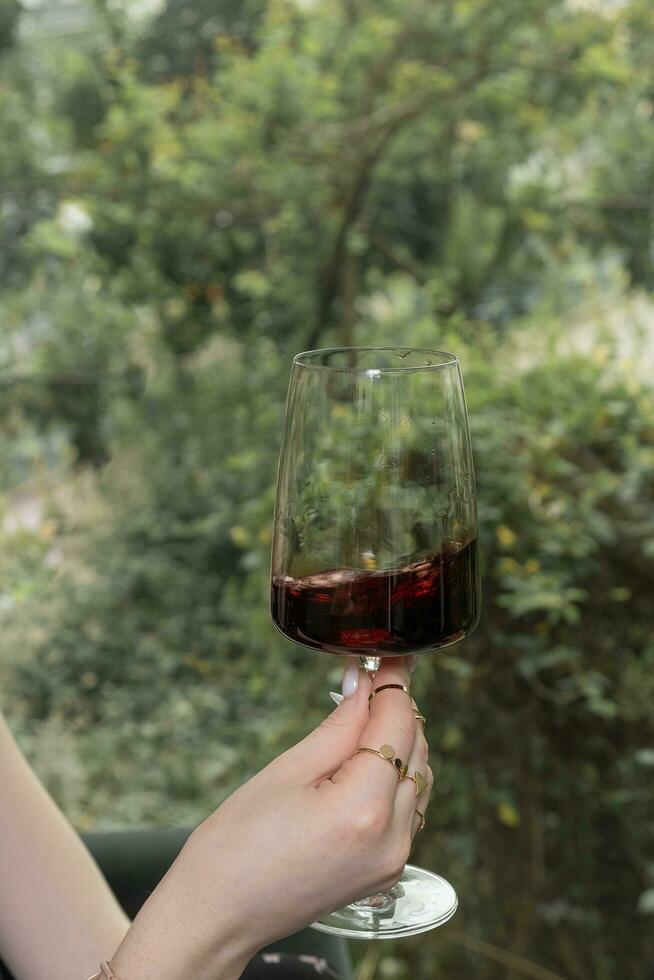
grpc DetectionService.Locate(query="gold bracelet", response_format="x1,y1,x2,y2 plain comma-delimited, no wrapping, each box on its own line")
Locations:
87,961,123,980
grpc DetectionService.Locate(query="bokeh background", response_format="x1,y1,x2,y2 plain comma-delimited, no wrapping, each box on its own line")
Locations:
1,1,653,977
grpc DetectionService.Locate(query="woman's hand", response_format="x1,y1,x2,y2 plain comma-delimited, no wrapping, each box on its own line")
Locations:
110,657,432,980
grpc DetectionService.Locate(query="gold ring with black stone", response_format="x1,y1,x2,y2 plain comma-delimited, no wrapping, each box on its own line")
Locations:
353,744,408,780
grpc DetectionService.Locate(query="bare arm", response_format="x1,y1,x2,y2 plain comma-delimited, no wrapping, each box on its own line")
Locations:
0,658,431,980
0,710,129,980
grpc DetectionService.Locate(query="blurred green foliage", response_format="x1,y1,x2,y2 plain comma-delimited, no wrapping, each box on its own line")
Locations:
0,1,653,977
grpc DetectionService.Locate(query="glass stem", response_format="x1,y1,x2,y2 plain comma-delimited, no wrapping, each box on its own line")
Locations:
359,654,381,678
352,652,406,916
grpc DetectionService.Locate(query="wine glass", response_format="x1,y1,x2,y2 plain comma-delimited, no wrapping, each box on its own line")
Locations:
270,347,480,939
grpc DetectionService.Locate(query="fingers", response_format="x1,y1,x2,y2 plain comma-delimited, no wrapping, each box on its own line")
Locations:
289,659,372,782
359,658,416,765
336,658,416,799
394,715,432,839
411,767,432,838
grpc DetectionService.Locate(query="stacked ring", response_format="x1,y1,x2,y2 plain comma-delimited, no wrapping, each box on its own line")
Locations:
353,744,408,780
368,683,426,727
368,683,411,703
404,770,429,796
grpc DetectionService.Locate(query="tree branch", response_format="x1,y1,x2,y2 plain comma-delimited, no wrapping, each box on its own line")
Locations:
367,226,428,282
445,927,569,980
306,92,434,351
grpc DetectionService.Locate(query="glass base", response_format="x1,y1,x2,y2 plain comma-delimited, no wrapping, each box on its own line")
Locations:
310,864,458,939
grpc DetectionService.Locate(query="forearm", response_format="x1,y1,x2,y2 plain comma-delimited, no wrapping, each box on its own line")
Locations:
0,712,129,980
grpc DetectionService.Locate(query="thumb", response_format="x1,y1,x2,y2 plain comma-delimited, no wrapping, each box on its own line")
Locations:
292,659,371,779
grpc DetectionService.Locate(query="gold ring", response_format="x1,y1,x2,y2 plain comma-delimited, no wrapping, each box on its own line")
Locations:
369,683,411,703
415,809,426,832
353,744,408,780
404,770,429,796
409,696,426,726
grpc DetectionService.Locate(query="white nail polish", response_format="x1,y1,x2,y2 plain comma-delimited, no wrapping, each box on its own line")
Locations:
329,691,345,705
342,664,360,698
407,655,417,673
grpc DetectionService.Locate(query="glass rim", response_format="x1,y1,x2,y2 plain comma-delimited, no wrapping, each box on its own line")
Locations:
293,347,459,373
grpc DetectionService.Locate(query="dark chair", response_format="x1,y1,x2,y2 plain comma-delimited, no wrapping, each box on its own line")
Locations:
0,828,353,979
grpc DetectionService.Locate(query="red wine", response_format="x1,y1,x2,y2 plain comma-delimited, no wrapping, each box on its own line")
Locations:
271,539,479,656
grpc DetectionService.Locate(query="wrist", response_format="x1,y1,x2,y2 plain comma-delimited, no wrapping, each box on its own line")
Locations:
109,886,257,980
111,930,252,980
110,944,249,980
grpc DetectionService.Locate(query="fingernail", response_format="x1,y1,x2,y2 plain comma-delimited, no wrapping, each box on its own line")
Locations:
342,663,360,698
329,691,345,705
407,655,417,674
